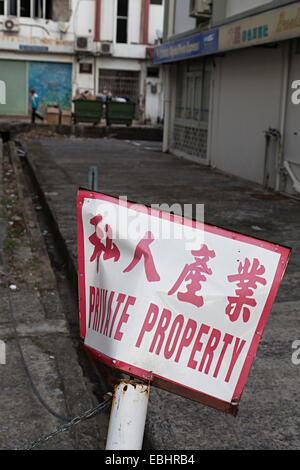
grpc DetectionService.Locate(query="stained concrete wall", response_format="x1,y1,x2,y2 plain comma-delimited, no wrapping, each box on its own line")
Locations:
52,0,72,22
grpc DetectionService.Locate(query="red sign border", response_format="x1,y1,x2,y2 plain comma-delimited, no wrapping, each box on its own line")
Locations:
77,189,291,415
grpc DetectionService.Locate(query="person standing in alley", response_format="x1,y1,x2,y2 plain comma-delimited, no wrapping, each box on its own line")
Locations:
30,89,44,123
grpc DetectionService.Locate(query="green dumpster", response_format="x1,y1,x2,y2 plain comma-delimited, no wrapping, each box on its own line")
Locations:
106,101,136,126
73,99,103,125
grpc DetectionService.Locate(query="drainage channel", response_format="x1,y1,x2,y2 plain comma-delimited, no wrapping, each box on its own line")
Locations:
13,139,114,404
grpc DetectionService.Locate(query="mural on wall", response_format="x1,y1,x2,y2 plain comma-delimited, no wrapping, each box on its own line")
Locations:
28,61,72,112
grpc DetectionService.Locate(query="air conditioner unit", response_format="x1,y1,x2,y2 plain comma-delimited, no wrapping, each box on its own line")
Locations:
100,42,113,56
3,18,20,33
189,0,212,20
75,36,91,52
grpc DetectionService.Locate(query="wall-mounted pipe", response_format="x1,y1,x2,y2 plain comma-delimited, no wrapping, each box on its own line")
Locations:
0,20,50,35
94,0,101,42
276,41,292,192
143,0,150,45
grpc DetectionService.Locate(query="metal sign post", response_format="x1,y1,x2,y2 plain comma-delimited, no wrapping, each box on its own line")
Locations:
106,380,150,450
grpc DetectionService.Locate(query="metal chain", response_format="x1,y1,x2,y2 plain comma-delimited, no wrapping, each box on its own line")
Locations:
17,396,112,450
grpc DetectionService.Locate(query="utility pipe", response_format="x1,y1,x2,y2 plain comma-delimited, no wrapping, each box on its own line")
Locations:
284,161,300,195
94,0,101,42
162,65,171,153
276,41,292,192
143,0,150,45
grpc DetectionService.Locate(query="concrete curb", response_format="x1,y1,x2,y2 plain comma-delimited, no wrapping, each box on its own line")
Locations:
0,121,163,142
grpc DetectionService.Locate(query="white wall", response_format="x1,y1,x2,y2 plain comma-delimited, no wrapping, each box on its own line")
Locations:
226,0,273,18
0,0,164,49
72,0,95,37
128,0,142,44
173,0,196,36
100,0,115,42
210,46,284,185
149,2,164,45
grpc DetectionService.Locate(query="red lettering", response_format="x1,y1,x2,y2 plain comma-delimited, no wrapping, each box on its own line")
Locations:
109,293,126,338
114,296,136,342
149,308,172,355
164,315,184,360
187,323,210,370
213,333,233,379
88,286,95,328
175,319,197,363
92,288,100,331
136,303,159,348
103,291,115,336
99,290,108,334
199,328,221,374
225,337,246,383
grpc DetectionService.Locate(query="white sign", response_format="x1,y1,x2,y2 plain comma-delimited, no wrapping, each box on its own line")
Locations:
77,190,290,415
0,80,6,105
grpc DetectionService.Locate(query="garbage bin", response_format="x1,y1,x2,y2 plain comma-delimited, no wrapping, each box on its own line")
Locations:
73,99,103,125
106,101,136,126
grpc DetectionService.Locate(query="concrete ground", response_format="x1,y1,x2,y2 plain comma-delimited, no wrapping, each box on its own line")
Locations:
0,140,111,450
10,136,300,450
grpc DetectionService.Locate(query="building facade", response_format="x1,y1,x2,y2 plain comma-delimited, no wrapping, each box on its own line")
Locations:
157,0,300,198
0,0,164,123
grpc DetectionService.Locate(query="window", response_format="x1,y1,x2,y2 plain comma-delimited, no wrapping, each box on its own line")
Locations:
116,0,128,44
175,60,211,123
8,0,17,15
20,0,30,16
147,67,159,78
34,0,43,18
4,0,52,19
45,0,52,19
98,69,140,117
80,63,93,74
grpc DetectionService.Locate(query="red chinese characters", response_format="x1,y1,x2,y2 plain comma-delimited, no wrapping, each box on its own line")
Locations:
88,216,268,323
168,244,216,308
89,218,160,283
123,231,160,283
226,258,267,323
89,215,120,273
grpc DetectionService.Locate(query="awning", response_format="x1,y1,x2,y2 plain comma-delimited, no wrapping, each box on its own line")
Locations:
154,1,300,64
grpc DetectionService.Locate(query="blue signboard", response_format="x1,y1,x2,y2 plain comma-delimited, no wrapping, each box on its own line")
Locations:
154,29,219,64
19,45,49,52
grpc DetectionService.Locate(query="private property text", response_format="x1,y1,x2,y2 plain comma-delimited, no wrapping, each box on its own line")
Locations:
88,286,246,384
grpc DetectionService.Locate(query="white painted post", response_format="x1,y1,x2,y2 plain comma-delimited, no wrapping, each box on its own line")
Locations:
105,380,150,450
